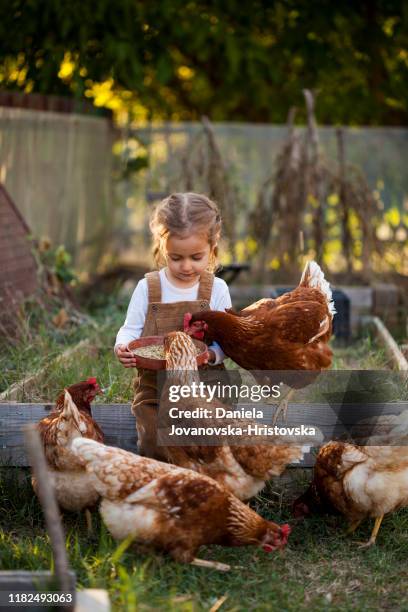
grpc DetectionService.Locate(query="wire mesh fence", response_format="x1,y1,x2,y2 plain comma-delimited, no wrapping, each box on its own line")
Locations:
1,109,407,278
123,121,408,279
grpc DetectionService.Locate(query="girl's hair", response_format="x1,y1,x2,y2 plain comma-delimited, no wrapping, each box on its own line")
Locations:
149,192,221,271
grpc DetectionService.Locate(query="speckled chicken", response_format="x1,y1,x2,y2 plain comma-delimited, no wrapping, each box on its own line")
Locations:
34,381,104,530
158,331,321,500
293,410,408,546
71,437,291,567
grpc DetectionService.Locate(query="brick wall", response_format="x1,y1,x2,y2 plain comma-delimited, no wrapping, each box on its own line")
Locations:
0,185,38,313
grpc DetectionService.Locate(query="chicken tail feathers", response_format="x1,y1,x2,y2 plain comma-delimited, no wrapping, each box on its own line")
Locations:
300,261,336,317
61,390,82,429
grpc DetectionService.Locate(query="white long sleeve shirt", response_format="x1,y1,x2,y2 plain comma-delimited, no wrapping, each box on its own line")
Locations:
115,268,232,365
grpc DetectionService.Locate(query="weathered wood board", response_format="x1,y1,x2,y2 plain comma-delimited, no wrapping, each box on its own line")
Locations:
0,573,110,611
1,402,407,468
0,404,136,466
0,571,76,611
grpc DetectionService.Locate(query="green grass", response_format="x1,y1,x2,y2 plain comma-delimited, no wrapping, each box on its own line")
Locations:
0,289,393,403
332,336,389,370
1,468,407,611
1,303,407,610
0,297,134,402
0,336,393,405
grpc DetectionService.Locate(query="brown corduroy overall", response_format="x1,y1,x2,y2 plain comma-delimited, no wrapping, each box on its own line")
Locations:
131,270,222,460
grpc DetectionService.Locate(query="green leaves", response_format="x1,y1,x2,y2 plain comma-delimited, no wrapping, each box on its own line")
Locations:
0,1,407,124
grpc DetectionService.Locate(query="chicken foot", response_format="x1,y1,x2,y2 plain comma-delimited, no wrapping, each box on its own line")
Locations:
356,515,384,548
272,389,295,425
191,558,231,572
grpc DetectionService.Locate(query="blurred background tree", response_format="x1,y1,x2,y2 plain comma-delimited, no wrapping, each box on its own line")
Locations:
1,0,407,125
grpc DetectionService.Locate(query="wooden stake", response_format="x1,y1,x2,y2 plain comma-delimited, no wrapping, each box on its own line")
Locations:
24,424,74,603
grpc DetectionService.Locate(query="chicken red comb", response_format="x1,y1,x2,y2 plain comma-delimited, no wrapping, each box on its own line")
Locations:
86,377,98,385
280,524,291,538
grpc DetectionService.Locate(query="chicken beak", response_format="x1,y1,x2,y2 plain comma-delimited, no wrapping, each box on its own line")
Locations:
275,524,291,548
261,523,291,553
91,384,103,398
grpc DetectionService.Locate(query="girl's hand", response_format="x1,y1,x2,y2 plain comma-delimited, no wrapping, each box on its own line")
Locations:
206,349,216,364
115,344,139,368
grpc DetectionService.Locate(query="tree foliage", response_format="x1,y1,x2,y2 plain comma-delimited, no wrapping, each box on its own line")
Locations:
1,0,408,124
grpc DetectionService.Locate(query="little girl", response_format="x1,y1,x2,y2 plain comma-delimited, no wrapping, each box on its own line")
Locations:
115,192,232,459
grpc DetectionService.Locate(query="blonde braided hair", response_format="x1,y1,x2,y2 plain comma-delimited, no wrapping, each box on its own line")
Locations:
149,192,221,271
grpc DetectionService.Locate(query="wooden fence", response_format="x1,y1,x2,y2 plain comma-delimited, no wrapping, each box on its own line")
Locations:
2,402,407,468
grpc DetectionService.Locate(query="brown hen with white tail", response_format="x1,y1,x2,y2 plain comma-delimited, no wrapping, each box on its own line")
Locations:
71,438,291,565
34,383,103,527
159,331,321,500
293,411,408,546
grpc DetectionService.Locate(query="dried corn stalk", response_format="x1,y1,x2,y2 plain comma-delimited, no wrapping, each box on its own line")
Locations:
173,117,243,259
248,90,386,282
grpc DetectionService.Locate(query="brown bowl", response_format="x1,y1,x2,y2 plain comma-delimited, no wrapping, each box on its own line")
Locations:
127,335,209,370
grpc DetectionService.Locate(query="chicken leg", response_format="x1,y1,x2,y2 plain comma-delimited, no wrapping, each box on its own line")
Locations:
357,515,384,548
346,519,363,535
272,389,295,425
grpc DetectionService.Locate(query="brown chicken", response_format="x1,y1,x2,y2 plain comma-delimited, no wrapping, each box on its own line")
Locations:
157,331,321,500
54,377,102,416
71,437,291,568
34,381,104,530
293,411,408,546
185,260,335,372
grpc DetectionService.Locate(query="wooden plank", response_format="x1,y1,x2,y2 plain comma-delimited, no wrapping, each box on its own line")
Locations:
0,404,136,466
0,571,76,611
1,402,407,468
0,570,76,586
364,315,408,371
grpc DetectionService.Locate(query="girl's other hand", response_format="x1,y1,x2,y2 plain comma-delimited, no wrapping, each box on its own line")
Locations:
206,349,215,364
115,344,139,368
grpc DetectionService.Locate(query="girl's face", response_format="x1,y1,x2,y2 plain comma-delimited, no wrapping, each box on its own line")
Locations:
165,233,213,287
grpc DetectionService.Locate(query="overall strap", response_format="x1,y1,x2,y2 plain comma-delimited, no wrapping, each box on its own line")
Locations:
145,271,162,303
197,270,214,302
